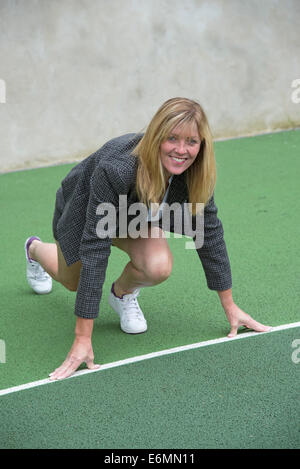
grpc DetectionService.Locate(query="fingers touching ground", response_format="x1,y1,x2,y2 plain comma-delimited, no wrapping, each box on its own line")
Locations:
228,313,272,338
49,340,100,381
49,356,100,380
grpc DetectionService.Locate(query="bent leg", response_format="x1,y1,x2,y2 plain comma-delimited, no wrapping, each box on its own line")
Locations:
112,225,173,297
29,239,82,291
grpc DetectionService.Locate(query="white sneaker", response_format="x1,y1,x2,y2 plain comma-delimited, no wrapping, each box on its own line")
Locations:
108,284,147,334
25,236,52,294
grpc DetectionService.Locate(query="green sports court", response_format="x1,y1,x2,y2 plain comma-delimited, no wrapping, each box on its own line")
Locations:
0,130,299,449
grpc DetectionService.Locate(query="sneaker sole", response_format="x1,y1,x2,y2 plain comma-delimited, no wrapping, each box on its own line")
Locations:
120,324,148,335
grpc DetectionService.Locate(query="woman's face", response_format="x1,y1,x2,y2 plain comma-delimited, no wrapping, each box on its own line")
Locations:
159,121,201,179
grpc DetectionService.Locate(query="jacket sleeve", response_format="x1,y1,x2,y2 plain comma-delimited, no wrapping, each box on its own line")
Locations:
194,194,232,291
74,164,125,319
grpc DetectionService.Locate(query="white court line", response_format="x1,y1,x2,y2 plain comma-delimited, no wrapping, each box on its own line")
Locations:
0,321,299,397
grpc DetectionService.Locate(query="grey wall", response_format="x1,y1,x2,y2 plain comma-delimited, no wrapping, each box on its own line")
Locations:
0,0,299,172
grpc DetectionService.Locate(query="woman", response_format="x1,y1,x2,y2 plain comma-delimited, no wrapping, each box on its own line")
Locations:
25,97,271,380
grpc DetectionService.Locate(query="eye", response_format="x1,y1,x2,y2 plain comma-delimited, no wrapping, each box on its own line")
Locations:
167,135,176,142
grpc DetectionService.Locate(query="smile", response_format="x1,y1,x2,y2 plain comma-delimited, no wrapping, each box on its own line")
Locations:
170,156,187,163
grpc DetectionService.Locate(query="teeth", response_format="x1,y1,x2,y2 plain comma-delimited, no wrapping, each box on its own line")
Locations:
172,157,186,162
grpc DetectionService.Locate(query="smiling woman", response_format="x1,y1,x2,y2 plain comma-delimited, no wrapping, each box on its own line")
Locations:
24,96,271,381
133,97,216,216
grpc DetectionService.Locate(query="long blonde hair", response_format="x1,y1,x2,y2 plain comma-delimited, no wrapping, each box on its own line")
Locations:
132,97,216,215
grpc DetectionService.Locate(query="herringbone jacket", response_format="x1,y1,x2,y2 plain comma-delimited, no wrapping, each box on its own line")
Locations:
52,133,232,319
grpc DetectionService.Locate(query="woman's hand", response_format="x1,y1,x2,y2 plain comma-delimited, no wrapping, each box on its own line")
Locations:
49,336,100,381
217,289,271,338
224,302,272,338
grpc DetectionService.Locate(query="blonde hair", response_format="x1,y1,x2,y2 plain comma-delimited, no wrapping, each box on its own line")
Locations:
132,97,216,215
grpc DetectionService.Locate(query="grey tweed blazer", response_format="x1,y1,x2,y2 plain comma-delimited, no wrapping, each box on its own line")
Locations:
53,133,232,319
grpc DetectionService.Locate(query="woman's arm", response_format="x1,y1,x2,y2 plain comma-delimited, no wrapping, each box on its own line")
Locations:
49,160,136,381
194,194,232,291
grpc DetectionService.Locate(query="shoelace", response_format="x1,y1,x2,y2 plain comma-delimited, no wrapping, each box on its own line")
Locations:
123,293,144,320
30,261,50,280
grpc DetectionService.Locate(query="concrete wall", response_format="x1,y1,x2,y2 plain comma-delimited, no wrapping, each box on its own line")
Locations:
0,0,299,172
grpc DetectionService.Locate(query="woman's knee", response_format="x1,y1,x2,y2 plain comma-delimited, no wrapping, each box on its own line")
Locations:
142,250,173,283
114,227,173,284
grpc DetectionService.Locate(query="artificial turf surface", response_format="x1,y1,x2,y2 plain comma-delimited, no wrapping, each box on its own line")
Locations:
0,326,299,449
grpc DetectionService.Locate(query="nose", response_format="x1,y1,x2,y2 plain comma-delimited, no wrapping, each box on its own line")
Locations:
175,140,187,155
